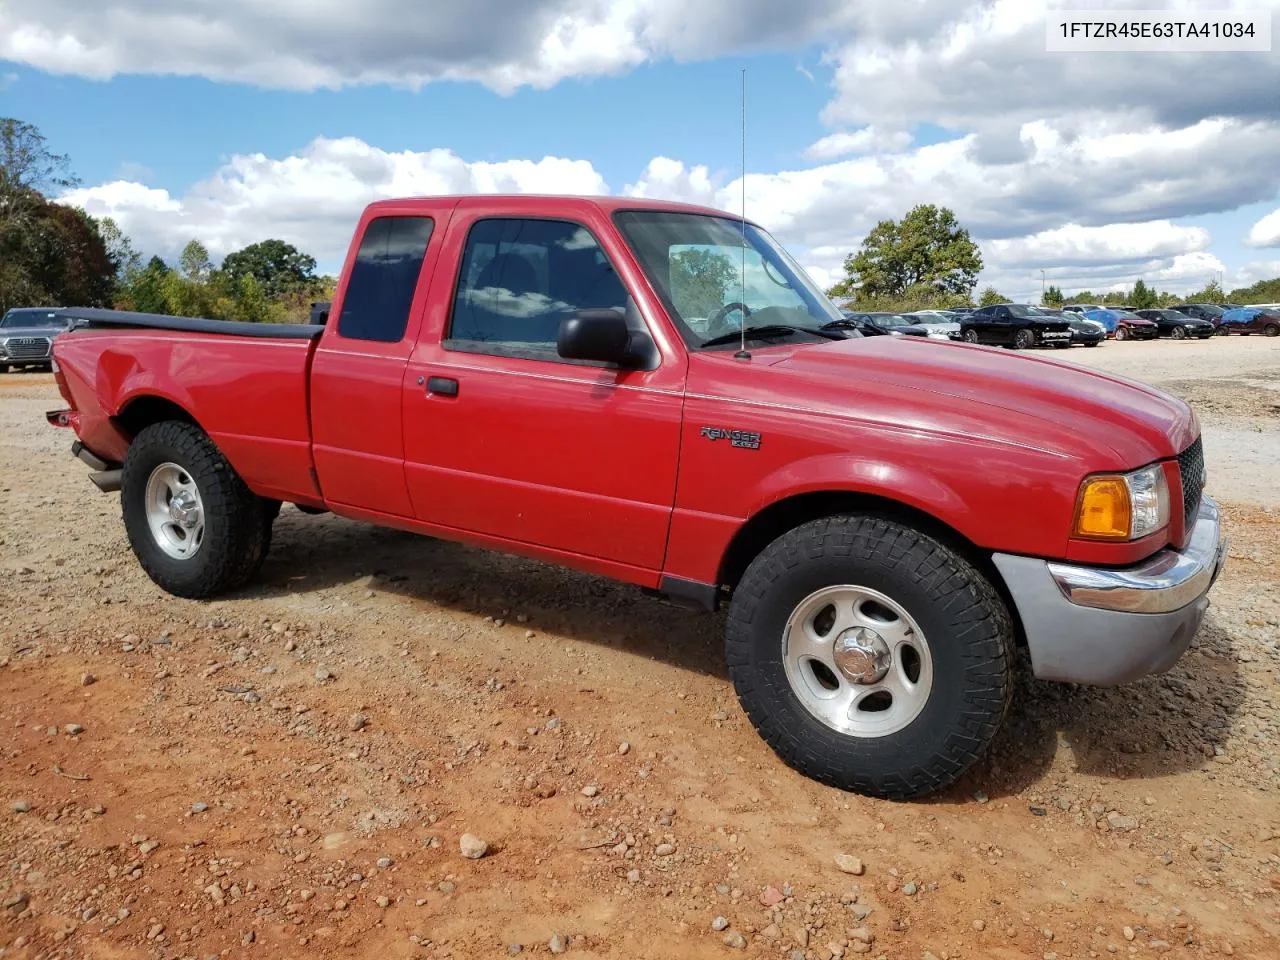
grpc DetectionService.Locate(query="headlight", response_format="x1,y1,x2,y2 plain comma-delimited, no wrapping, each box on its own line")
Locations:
0,341,8,357
1073,464,1170,541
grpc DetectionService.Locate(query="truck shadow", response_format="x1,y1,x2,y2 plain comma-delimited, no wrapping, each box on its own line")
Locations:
247,510,1246,799
248,510,728,678
950,612,1247,801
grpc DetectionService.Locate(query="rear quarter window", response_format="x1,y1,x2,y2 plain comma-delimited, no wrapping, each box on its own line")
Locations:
337,216,435,343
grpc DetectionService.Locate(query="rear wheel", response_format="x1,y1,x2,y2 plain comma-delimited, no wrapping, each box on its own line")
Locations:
726,515,1014,800
121,421,272,599
1013,328,1035,350
1171,326,1186,340
1265,324,1279,337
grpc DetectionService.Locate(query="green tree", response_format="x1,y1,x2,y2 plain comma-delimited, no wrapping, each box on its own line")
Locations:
670,248,737,319
0,196,114,313
98,217,141,282
117,256,172,314
1129,279,1158,309
1185,278,1226,304
1042,284,1064,307
178,239,212,282
222,238,318,298
0,117,78,223
978,286,1010,307
831,205,982,301
1228,276,1280,303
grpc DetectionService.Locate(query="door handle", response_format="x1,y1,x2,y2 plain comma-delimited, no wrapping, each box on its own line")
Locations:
427,376,459,397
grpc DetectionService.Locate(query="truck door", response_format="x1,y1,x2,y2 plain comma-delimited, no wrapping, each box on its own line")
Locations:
311,205,452,516
401,206,685,578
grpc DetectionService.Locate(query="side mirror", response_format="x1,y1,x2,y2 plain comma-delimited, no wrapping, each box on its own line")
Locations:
557,308,643,366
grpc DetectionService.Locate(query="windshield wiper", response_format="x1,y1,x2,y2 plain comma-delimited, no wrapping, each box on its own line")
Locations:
700,324,843,348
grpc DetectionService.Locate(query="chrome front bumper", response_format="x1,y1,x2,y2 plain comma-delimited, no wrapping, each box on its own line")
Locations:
991,496,1226,686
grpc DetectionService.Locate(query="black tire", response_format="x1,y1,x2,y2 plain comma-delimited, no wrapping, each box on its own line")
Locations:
121,421,271,599
1012,328,1035,350
962,329,979,344
0,364,8,373
1171,326,1186,340
725,515,1014,800
1053,342,1069,349
1084,341,1099,347
1265,324,1280,337
1115,326,1128,341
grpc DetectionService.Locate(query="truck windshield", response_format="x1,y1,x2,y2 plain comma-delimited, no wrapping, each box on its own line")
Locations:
614,211,844,349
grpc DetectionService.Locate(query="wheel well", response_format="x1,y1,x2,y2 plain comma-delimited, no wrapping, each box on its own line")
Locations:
718,490,1025,644
114,396,200,440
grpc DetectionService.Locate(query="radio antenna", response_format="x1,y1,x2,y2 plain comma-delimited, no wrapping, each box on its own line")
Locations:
735,67,751,361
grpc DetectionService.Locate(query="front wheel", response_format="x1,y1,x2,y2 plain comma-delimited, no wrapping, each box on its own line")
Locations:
1171,326,1186,340
1013,328,1035,349
1265,324,1279,337
726,515,1014,800
962,329,979,344
121,421,272,599
1115,326,1129,341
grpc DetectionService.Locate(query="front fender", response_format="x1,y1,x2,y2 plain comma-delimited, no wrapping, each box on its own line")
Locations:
742,452,980,544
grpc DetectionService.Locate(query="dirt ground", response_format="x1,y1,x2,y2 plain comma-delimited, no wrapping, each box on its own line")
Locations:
1,335,1278,960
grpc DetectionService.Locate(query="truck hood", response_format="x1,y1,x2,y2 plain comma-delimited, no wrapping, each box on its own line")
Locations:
715,336,1197,469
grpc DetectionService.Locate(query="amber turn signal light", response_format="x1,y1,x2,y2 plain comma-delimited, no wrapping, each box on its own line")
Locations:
1073,476,1131,539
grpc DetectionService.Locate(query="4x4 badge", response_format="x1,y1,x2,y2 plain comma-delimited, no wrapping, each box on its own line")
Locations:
700,426,761,450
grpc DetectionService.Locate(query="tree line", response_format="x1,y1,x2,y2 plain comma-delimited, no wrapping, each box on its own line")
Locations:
0,118,331,322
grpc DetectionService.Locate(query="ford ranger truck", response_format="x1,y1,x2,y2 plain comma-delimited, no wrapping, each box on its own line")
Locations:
45,196,1227,800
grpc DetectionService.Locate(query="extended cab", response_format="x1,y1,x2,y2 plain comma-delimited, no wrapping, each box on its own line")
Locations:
47,196,1226,800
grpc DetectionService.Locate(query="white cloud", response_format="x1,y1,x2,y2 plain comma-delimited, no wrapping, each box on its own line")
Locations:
986,222,1211,270
60,137,607,263
0,0,856,93
60,122,1261,301
822,0,1280,134
805,127,912,161
1246,207,1280,247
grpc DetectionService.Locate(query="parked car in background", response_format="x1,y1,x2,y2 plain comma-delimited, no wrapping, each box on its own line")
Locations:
0,308,81,372
1170,303,1228,334
1062,304,1103,316
1083,308,1159,341
960,303,1072,349
1065,316,1105,347
903,311,961,340
1219,305,1280,337
836,311,930,337
1134,309,1215,340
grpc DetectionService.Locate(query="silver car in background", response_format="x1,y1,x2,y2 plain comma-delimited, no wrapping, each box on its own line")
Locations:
0,309,79,373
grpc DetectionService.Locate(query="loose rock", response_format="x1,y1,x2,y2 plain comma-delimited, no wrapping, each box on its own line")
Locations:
460,833,490,859
711,916,729,931
723,932,747,949
834,854,865,875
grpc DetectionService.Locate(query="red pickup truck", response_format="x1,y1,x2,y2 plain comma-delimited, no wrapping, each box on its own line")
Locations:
47,195,1227,800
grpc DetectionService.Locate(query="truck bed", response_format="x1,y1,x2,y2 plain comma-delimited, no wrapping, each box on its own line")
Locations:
52,315,323,507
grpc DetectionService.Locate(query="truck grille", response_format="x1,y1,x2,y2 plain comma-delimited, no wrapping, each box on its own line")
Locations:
5,337,52,359
1176,437,1204,530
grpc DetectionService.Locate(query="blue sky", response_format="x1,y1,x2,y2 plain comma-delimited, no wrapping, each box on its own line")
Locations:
4,0,1280,300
